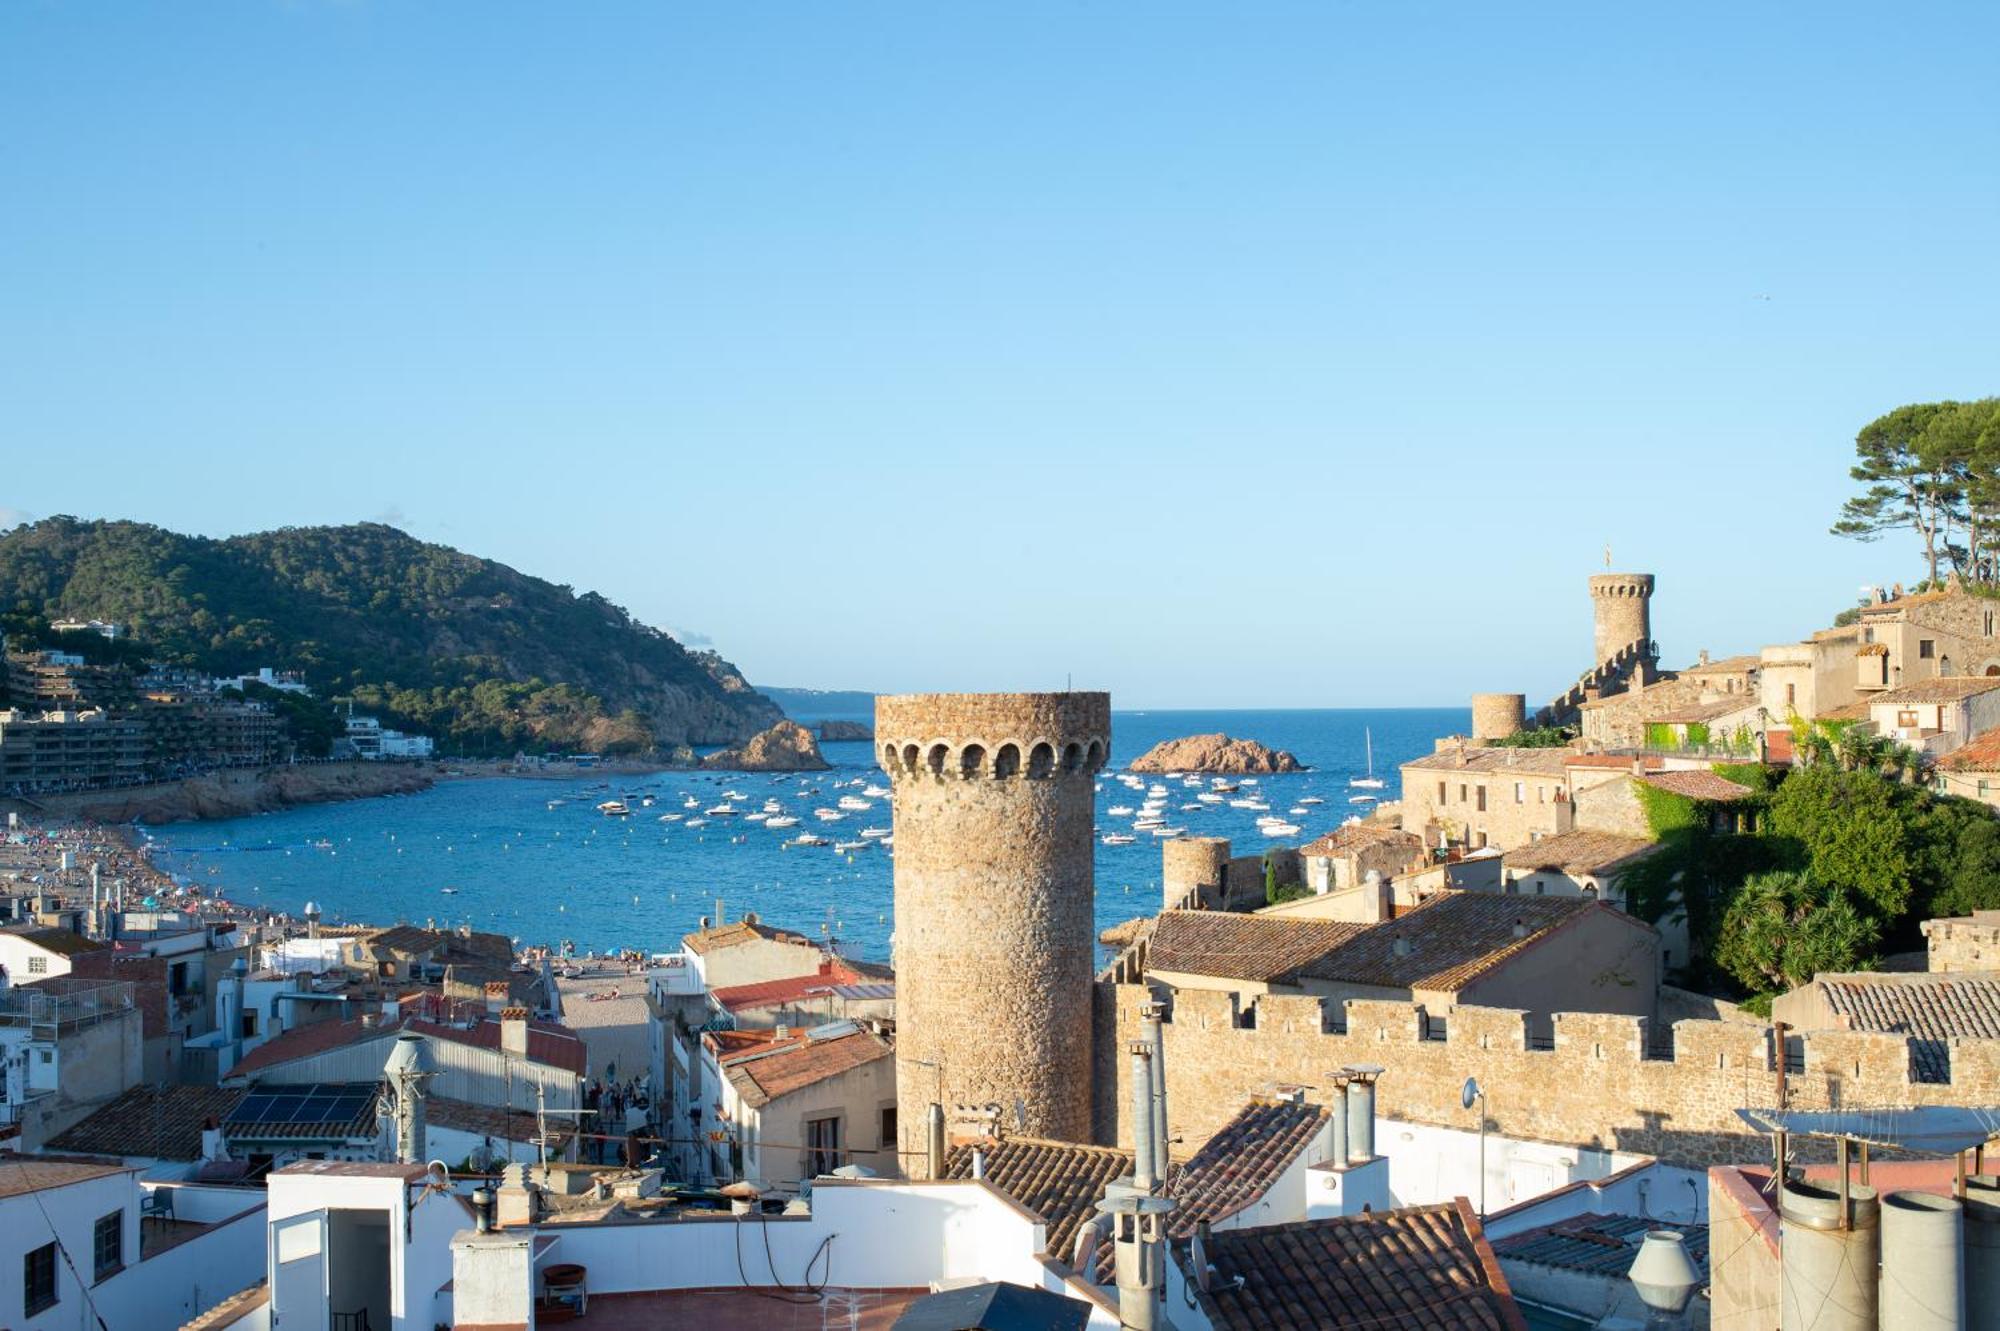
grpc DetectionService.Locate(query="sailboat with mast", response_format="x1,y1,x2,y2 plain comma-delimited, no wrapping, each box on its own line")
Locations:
1348,728,1386,791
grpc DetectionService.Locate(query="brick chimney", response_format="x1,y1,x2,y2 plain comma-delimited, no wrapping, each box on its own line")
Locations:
499,1006,529,1060
483,981,509,1015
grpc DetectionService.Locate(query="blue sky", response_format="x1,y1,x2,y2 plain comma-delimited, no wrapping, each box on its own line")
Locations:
3,3,1996,708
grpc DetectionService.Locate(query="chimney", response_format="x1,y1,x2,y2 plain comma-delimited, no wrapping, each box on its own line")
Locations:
304,900,321,943
925,1102,946,1180
1139,1001,1169,1183
1343,1064,1384,1163
483,981,508,1016
1362,871,1391,924
1130,1041,1158,1193
382,1032,439,1163
500,1006,530,1060
1327,1070,1351,1164
1099,1187,1174,1331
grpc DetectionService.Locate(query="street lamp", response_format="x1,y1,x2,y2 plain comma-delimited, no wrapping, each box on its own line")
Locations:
1461,1077,1487,1219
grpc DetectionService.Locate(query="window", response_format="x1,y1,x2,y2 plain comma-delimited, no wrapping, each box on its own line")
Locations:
1513,782,1524,805
1864,627,1875,644
93,1209,124,1281
806,1115,842,1178
1986,610,1995,637
1437,780,1446,802
1981,781,1991,799
24,1242,56,1315
1921,639,1936,660
879,1105,897,1149
242,1010,258,1039
1458,783,1467,803
1475,786,1487,812
1786,683,1797,706
1898,710,1920,728
26,956,47,974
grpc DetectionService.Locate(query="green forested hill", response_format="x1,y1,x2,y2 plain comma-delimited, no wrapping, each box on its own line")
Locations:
0,518,782,754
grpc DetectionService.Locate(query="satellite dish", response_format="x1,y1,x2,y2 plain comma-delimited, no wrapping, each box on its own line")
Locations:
1461,1077,1481,1110
425,1160,450,1189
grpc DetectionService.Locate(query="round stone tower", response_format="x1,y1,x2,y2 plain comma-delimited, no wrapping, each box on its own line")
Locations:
1588,572,1655,665
1162,836,1231,912
1470,693,1527,741
876,692,1111,1174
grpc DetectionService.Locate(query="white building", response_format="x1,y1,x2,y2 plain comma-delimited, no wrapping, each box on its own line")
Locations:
0,1158,265,1331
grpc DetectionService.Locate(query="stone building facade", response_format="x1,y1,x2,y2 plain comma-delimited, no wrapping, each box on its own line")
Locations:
876,691,1109,1174
1396,744,1578,851
1923,912,2000,973
1093,980,2000,1171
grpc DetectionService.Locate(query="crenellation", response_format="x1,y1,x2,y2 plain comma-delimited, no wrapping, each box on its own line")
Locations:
1104,979,1994,1169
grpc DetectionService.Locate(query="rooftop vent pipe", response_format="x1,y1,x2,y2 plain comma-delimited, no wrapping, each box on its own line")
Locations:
1881,1190,1962,1331
1343,1065,1384,1164
1140,1000,1169,1184
1130,1041,1158,1193
1779,1178,1879,1331
926,1102,945,1181
1327,1071,1351,1165
382,1032,439,1164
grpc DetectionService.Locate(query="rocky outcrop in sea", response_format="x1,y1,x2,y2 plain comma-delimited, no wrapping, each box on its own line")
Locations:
701,720,831,771
818,720,873,742
1126,733,1304,774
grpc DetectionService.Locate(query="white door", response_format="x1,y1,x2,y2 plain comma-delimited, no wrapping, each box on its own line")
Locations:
269,1210,329,1331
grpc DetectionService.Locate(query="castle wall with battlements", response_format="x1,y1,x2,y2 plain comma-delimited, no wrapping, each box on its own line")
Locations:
1093,980,2000,1169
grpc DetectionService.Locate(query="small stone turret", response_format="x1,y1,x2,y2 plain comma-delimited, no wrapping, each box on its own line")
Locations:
1470,693,1527,741
1162,836,1231,912
1589,572,1656,666
877,692,1110,1174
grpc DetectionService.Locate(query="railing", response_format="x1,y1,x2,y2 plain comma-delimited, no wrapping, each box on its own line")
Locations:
0,981,136,1035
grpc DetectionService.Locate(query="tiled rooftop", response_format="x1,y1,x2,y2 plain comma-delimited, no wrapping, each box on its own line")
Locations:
1871,676,2000,705
1298,823,1422,859
1,924,107,956
47,1082,246,1161
1491,1212,1710,1281
942,1137,1132,1261
1169,1095,1327,1236
720,1025,893,1108
1500,831,1656,876
1403,748,1576,775
1636,770,1757,803
710,959,891,1014
683,916,811,955
224,1014,395,1079
1147,912,1368,985
0,1157,132,1200
1298,894,1607,993
1941,727,2000,772
1642,696,1759,725
1815,972,2000,1082
1185,1202,1524,1331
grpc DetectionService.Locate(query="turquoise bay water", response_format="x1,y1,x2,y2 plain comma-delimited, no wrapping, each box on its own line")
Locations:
145,708,1465,962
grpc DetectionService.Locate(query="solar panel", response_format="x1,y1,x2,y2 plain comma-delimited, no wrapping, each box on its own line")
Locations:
225,1082,379,1135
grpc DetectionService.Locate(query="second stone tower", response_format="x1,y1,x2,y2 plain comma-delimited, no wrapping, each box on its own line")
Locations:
876,691,1110,1173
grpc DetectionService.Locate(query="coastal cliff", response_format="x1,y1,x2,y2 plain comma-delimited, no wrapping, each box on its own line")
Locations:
1126,733,1304,774
28,763,435,825
702,720,831,771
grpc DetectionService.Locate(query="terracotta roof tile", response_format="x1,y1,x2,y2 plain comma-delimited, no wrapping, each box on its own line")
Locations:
1170,1096,1327,1235
1492,1212,1710,1279
710,960,892,1014
46,1083,246,1161
683,917,812,955
942,1137,1132,1261
1,925,108,957
1402,748,1575,775
1185,1203,1524,1331
1814,973,2000,1082
719,1026,892,1108
1298,824,1423,860
363,925,445,954
1636,770,1757,802
1296,894,1610,993
1147,912,1369,985
1941,727,2000,772
405,1014,588,1077
225,1014,397,1080
1642,696,1760,725
1500,831,1657,875
1872,676,2000,705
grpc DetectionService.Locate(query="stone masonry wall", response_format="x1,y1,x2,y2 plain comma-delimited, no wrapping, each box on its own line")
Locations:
1095,980,2000,1169
878,692,1110,1175
1924,914,2000,973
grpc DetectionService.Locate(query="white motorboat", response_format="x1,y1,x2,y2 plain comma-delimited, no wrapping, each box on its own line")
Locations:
1197,792,1224,804
814,809,846,822
1101,834,1137,845
1229,799,1269,811
1261,821,1302,837
1108,805,1135,816
833,840,871,854
786,833,830,847
684,818,709,828
597,801,630,817
859,827,891,840
862,785,890,798
745,811,769,823
1151,826,1185,838
1299,796,1326,806
837,796,874,812
705,804,740,817
1348,794,1379,805
657,812,684,822
765,815,799,830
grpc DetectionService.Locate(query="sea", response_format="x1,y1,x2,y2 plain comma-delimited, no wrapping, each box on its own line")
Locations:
143,707,1467,964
